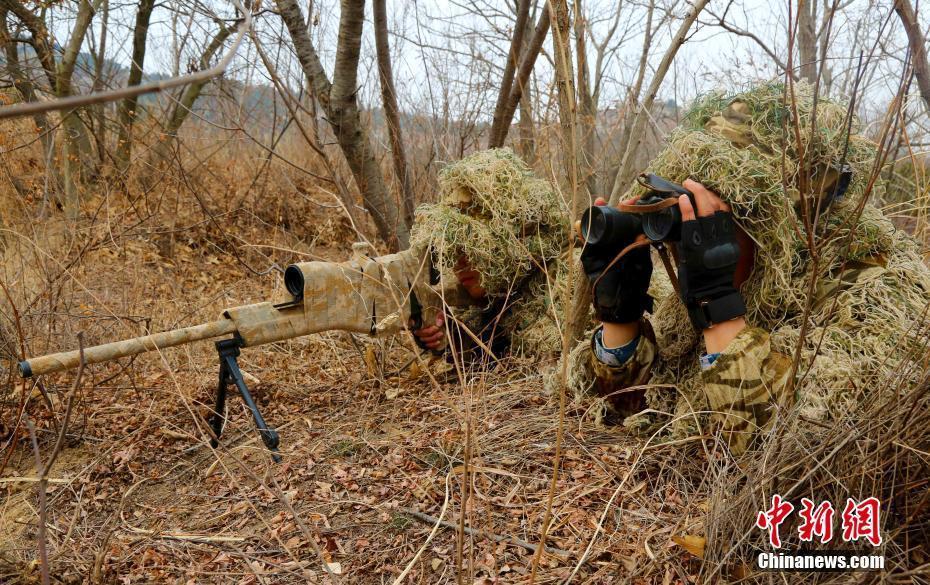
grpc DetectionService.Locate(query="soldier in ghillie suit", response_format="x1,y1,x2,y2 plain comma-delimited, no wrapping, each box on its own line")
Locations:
568,81,930,454
406,148,577,360
576,182,792,455
418,83,929,459
415,83,930,453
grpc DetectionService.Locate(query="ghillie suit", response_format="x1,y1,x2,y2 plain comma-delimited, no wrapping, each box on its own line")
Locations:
567,82,930,454
409,148,578,357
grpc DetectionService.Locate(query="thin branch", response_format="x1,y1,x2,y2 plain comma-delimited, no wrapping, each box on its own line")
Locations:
400,507,572,558
704,4,789,73
0,2,251,120
24,333,85,585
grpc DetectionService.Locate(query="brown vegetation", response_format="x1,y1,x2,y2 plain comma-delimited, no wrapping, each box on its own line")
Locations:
1,0,930,583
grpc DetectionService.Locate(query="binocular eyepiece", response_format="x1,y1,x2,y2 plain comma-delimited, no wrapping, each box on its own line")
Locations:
580,174,693,248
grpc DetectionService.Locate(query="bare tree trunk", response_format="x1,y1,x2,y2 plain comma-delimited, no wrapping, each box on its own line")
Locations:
57,0,102,218
797,0,817,82
516,77,535,161
373,0,414,228
560,0,608,345
573,0,597,198
115,0,156,169
516,6,538,161
817,0,836,93
487,4,550,149
91,0,109,164
549,0,595,347
144,24,232,172
275,0,409,250
607,0,710,204
550,0,586,208
487,0,532,147
895,0,930,111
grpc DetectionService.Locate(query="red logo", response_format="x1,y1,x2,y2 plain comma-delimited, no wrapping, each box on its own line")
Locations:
798,498,834,544
756,495,882,548
756,495,794,548
841,497,882,546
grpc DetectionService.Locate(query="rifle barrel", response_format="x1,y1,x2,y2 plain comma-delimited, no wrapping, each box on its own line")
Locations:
19,319,239,378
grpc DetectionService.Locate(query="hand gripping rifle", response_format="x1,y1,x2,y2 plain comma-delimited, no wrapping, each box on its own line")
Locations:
17,243,454,461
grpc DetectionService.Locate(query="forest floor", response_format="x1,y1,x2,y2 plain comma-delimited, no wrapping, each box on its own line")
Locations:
0,148,711,584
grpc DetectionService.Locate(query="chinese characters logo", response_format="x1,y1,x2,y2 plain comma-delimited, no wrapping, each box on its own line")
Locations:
756,496,882,548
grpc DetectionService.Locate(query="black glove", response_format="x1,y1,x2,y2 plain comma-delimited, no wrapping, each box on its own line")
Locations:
677,211,746,329
581,214,653,324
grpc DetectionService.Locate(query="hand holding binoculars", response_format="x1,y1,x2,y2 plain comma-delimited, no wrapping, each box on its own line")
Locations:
579,173,695,247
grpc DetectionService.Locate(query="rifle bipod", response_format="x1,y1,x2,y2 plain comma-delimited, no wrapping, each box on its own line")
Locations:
209,338,281,462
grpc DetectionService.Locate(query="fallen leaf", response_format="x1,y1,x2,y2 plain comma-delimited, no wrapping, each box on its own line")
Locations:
325,562,343,575
671,534,706,559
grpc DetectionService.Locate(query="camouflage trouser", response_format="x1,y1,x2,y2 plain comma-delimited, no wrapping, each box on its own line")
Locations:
573,322,792,455
701,327,792,454
585,321,658,421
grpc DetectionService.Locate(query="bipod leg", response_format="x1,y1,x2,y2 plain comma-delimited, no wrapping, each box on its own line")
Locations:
209,358,230,448
211,339,281,462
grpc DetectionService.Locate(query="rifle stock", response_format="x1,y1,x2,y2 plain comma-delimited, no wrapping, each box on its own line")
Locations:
19,244,453,378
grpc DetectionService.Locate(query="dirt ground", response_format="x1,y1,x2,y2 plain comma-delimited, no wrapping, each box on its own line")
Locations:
1,349,710,583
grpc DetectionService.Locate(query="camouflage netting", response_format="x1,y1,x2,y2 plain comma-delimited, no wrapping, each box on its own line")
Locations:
410,148,569,298
410,148,574,356
615,81,930,428
501,249,579,356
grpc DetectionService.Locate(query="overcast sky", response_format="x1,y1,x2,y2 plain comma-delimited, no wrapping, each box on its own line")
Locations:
49,0,916,128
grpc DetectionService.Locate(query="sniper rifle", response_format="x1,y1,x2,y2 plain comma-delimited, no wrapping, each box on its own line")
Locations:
17,244,457,461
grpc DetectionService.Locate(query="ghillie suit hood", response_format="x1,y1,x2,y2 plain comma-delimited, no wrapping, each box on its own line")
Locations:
410,149,573,355
410,148,568,299
629,81,930,423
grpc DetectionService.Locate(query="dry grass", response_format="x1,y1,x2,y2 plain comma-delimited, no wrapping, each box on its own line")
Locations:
1,348,720,583
0,121,705,584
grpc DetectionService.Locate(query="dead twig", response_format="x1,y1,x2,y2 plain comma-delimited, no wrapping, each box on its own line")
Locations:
22,333,85,585
24,420,49,585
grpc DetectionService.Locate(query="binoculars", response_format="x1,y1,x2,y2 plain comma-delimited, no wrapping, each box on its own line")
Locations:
580,174,693,247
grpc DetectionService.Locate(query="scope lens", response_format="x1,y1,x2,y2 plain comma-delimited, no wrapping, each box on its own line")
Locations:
284,265,305,297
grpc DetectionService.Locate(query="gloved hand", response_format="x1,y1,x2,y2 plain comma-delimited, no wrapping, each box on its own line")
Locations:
581,198,653,324
675,181,746,330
